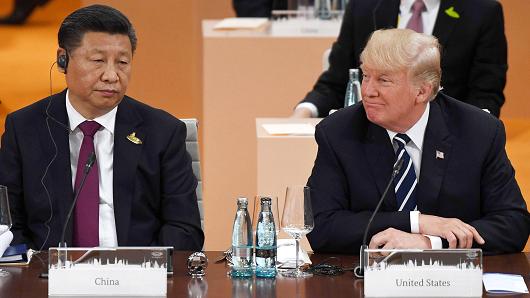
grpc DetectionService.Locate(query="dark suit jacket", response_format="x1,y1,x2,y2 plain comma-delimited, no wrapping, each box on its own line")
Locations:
306,93,529,255
301,0,507,117
0,90,204,250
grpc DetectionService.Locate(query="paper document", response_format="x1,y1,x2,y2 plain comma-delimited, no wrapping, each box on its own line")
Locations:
262,123,315,136
483,273,529,294
276,238,311,268
214,18,269,30
0,229,13,257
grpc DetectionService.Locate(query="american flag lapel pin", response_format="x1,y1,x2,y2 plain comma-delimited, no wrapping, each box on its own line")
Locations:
436,150,444,160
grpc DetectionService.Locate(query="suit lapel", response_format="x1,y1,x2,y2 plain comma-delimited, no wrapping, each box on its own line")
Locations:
416,100,452,214
432,0,460,46
373,0,400,29
113,98,144,245
364,122,398,210
38,90,75,244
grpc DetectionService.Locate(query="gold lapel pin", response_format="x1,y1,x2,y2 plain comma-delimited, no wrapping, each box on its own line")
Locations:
127,132,143,145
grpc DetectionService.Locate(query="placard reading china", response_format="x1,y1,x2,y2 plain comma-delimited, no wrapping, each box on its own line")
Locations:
364,249,482,297
48,247,168,296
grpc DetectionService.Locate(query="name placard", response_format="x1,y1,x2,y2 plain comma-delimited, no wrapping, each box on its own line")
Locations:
363,249,483,297
48,247,168,296
49,267,166,296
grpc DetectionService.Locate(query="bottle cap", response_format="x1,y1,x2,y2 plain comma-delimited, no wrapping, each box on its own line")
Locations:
260,197,272,204
237,197,248,207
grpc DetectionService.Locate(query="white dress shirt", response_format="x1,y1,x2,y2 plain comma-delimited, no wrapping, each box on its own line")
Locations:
385,103,442,249
295,0,441,116
66,90,118,247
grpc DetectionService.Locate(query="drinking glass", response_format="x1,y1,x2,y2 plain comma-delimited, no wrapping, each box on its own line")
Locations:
252,195,280,237
280,185,314,278
0,185,12,277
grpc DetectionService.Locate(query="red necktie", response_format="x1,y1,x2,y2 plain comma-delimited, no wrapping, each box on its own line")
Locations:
72,120,101,247
406,0,426,33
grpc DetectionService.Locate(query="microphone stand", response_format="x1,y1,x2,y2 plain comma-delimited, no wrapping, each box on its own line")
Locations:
58,152,96,267
354,158,403,278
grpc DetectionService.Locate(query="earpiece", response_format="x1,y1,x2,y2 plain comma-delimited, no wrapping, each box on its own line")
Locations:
57,52,69,73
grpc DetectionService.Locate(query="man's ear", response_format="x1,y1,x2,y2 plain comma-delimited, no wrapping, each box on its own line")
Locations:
415,83,433,104
56,48,67,73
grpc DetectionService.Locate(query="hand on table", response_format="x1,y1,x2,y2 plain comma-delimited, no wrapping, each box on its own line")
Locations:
369,228,431,250
419,214,485,248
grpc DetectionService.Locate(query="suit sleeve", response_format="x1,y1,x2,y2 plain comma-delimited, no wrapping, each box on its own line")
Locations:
157,121,204,250
307,124,411,253
0,115,36,248
471,120,530,253
465,1,507,117
299,0,357,117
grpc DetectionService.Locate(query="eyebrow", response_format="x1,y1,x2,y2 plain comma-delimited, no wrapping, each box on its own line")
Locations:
89,48,131,56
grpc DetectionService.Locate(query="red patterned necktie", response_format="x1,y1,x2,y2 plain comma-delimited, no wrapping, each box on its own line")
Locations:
72,120,101,247
406,0,427,33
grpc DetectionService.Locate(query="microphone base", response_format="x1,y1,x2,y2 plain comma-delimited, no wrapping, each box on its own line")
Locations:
354,244,367,279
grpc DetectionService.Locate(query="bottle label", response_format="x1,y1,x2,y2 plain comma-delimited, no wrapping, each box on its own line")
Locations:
255,248,276,258
232,246,253,258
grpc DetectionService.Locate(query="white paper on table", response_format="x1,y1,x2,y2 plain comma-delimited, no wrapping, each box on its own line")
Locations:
262,123,315,136
483,273,529,294
276,239,311,268
214,18,269,30
0,229,13,257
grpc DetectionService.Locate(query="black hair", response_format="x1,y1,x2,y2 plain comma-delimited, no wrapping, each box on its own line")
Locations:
58,4,137,54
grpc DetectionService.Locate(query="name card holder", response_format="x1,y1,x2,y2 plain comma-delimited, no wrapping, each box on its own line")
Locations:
364,249,482,297
48,247,168,296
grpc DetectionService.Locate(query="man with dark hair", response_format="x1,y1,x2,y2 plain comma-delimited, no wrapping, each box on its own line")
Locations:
0,5,204,251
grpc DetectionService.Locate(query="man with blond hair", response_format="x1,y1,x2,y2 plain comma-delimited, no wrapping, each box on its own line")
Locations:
306,29,529,254
293,0,507,118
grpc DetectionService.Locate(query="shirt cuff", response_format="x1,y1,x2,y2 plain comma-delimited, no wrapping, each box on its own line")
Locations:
410,211,420,233
424,235,443,249
295,102,319,118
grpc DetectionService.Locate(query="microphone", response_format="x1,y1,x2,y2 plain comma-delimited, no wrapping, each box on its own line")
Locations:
59,152,97,247
354,157,404,278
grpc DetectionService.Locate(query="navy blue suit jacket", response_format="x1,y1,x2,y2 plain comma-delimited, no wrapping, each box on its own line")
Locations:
0,90,204,250
301,0,507,117
307,93,529,254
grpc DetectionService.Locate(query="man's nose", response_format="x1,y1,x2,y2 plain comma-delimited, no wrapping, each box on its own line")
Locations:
101,63,119,82
361,79,377,98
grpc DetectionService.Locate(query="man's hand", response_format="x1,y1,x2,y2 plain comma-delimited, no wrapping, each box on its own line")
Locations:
419,214,485,248
290,107,313,118
369,228,431,249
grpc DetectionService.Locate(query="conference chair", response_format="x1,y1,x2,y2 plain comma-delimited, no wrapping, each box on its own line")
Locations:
182,118,204,228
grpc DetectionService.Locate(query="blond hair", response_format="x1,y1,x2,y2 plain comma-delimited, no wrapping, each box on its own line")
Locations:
360,29,441,99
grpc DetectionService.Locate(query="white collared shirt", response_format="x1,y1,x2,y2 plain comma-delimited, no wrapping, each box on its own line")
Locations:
386,103,430,178
398,0,441,35
66,90,118,247
385,103,442,249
